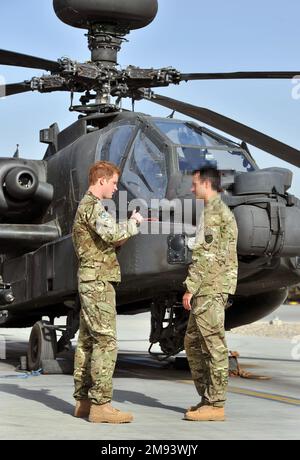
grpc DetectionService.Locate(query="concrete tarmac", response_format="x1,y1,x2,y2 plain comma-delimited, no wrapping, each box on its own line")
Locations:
0,306,299,440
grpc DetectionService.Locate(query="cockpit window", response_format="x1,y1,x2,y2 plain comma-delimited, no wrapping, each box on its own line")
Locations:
177,147,254,172
122,130,167,201
96,124,135,166
153,119,255,172
154,120,222,147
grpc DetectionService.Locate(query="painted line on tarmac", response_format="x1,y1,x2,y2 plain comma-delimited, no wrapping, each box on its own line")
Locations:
178,379,300,407
228,387,300,406
118,366,300,407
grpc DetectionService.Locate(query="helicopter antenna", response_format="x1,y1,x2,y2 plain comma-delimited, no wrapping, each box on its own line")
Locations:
69,91,74,111
167,110,176,119
13,144,19,158
118,96,123,112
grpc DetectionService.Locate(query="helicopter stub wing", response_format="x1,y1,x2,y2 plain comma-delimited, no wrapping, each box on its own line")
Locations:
140,91,300,168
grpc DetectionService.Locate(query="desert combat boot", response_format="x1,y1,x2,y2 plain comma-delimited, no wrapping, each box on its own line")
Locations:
74,399,91,418
89,403,133,424
185,405,225,422
186,400,205,414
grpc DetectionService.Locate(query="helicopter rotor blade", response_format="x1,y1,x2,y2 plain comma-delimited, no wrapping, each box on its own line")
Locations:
0,82,32,97
0,49,60,72
140,91,300,167
179,71,300,81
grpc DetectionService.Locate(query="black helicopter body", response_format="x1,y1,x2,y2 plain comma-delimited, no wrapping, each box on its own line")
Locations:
0,0,300,368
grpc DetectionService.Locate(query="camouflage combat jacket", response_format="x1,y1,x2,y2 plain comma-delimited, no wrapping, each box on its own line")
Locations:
185,194,238,296
72,192,139,283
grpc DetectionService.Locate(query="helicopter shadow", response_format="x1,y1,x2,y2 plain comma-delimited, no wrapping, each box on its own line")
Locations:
113,389,184,414
0,383,184,416
0,383,74,416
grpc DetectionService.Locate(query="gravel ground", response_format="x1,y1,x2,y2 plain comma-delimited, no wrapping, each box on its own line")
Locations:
230,322,300,339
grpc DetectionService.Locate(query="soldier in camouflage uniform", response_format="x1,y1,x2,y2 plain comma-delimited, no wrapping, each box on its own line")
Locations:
183,166,238,422
72,161,143,424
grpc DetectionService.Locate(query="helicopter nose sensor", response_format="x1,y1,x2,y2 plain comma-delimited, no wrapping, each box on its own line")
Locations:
53,0,158,30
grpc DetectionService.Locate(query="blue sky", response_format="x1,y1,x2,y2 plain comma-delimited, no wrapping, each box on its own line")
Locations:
1,0,300,195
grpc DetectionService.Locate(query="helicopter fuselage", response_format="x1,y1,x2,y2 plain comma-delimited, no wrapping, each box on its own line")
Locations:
0,111,300,331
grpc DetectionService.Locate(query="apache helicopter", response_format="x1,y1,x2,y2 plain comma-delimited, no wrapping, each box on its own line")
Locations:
1,0,300,370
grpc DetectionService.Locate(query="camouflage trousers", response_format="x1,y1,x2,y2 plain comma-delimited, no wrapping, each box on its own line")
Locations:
73,280,117,405
184,294,228,408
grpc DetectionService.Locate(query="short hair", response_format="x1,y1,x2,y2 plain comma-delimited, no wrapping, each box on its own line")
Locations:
89,161,121,186
193,166,221,192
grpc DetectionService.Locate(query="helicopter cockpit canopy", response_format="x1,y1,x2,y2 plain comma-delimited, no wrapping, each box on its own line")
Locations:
108,115,258,203
153,119,256,173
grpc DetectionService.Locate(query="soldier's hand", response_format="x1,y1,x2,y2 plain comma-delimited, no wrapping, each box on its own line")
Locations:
114,238,129,248
183,292,193,311
130,210,144,225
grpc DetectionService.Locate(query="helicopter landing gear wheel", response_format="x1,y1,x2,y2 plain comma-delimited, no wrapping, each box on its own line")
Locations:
27,320,57,371
149,299,189,360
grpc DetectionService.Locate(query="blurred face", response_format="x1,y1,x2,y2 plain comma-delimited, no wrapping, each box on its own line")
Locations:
100,174,119,200
96,173,119,199
191,172,208,199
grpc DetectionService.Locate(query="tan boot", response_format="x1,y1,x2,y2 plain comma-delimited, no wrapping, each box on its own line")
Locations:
74,399,91,418
89,403,133,424
185,405,225,422
186,400,204,413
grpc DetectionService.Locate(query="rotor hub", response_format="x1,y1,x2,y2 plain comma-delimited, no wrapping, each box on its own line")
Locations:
87,23,127,65
53,0,158,65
